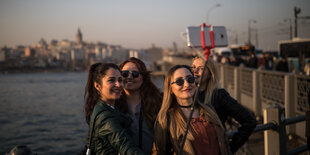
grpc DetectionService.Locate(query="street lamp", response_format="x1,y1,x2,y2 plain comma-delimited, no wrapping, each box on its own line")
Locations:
283,18,292,40
206,3,221,24
248,19,256,46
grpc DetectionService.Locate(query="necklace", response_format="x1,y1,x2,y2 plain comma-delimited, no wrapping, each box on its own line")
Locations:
177,104,193,108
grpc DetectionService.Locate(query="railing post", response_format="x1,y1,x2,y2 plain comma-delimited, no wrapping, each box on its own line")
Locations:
234,67,240,102
285,73,295,134
277,106,287,155
264,106,280,155
253,70,261,116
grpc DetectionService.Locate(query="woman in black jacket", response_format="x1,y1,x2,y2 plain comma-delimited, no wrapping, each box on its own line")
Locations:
191,57,256,153
84,63,143,155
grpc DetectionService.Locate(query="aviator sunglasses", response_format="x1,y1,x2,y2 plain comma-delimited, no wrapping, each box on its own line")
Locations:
171,76,195,86
121,70,140,78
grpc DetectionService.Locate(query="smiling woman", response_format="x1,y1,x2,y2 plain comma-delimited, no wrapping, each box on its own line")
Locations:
84,62,143,155
153,65,232,155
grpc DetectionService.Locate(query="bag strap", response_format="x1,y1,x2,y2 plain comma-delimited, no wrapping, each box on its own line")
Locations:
86,102,106,155
138,107,143,148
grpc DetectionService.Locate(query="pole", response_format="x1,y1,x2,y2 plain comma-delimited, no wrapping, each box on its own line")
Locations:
179,23,214,155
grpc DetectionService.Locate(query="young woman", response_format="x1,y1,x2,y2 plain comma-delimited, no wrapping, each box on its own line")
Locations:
84,63,143,155
117,57,162,155
191,57,256,153
153,65,231,155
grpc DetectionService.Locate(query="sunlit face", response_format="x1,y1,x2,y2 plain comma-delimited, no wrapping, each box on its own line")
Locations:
121,62,143,92
95,68,123,102
170,68,195,100
191,58,209,84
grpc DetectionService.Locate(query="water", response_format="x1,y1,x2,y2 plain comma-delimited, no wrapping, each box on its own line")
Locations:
0,72,165,155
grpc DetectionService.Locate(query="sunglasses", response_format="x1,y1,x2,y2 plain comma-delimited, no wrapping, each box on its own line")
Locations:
171,76,195,86
121,70,140,78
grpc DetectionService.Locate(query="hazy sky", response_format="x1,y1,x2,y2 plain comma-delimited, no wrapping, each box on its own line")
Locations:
0,0,309,50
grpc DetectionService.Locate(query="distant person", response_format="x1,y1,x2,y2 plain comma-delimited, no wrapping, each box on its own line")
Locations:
248,53,258,68
117,57,162,154
264,54,274,70
258,54,265,69
276,57,289,72
289,60,295,72
9,145,33,155
221,56,230,64
240,55,248,67
304,60,310,75
84,63,143,154
191,57,256,153
230,56,240,66
273,56,278,70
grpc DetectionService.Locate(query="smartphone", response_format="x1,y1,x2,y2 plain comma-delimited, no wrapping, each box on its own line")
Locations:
186,26,228,48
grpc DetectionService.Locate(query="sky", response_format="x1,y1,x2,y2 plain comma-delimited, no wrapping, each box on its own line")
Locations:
0,0,310,51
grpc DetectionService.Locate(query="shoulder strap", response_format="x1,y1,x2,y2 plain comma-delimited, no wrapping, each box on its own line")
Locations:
138,107,143,148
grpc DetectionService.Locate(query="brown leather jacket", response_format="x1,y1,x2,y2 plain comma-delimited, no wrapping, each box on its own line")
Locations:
152,103,232,155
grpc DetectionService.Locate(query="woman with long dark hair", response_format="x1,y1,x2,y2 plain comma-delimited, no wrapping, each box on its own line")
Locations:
117,57,162,154
84,62,143,155
153,65,231,155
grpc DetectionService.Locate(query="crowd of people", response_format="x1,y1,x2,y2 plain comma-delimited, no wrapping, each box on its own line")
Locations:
212,53,310,75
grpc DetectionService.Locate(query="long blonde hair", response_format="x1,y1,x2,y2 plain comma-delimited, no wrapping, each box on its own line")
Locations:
192,57,221,105
157,65,195,141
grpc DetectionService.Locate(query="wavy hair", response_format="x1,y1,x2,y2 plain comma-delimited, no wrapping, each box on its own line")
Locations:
118,57,162,129
84,63,120,125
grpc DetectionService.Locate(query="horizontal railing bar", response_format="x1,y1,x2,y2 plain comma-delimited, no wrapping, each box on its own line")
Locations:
287,145,308,155
253,122,277,133
285,115,306,125
226,122,277,139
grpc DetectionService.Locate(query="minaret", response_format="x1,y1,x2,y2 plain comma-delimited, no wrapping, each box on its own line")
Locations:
76,27,83,44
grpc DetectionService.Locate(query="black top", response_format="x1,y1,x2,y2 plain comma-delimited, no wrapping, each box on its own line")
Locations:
198,88,256,153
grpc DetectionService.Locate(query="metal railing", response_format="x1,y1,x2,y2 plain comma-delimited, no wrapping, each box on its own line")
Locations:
226,105,308,155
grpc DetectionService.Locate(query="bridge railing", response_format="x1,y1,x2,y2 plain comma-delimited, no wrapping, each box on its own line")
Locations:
218,64,310,139
226,105,308,155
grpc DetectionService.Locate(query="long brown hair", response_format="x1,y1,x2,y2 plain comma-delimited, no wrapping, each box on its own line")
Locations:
118,57,162,129
84,63,120,125
157,65,195,141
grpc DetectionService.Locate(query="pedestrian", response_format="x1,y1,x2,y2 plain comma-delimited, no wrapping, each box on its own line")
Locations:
304,60,310,75
264,54,273,70
84,63,143,155
248,53,258,68
276,57,289,72
153,65,232,155
191,57,256,153
258,54,265,69
117,57,162,154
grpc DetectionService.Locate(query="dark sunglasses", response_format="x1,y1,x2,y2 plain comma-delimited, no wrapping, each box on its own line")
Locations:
121,70,140,78
171,76,195,86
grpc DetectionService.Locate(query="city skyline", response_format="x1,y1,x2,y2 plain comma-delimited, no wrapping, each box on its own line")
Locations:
1,0,310,50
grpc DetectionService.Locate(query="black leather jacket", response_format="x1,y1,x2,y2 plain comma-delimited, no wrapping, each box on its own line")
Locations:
199,88,256,153
87,100,144,155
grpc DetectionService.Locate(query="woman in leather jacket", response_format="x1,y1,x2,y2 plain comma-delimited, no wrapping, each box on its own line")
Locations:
153,65,231,155
84,63,143,155
191,57,256,153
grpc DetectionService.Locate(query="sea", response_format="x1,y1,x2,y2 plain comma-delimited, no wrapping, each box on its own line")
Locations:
0,72,164,155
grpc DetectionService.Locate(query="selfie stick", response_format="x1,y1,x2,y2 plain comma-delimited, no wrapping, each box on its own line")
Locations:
179,23,214,155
